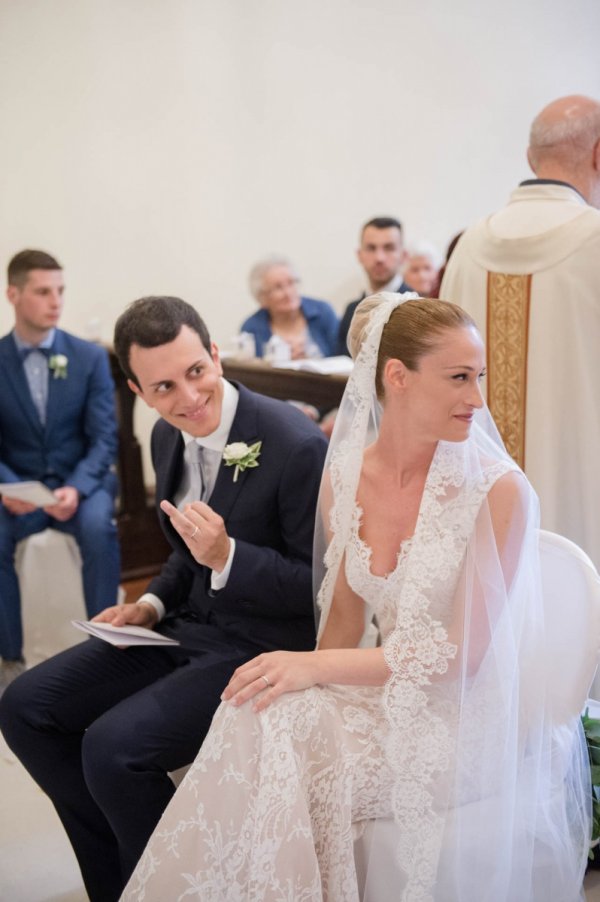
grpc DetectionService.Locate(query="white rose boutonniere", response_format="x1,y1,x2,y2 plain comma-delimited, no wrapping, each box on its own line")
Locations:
49,354,68,379
222,440,262,482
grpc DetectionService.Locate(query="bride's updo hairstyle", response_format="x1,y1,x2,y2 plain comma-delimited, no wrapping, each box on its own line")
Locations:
348,296,477,398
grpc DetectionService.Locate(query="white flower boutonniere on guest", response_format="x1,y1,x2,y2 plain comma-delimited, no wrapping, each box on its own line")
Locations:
49,354,68,379
222,441,262,482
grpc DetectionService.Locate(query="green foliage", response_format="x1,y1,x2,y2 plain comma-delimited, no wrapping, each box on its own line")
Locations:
582,709,600,858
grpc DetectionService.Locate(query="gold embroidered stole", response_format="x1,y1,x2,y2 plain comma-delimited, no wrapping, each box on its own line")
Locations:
486,273,532,468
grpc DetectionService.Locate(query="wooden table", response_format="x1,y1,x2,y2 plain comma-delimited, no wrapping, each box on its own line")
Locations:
222,358,348,409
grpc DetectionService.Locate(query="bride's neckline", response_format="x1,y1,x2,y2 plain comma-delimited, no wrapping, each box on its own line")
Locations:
352,501,414,581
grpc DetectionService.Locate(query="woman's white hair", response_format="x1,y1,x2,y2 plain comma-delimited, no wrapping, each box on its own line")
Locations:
405,240,442,269
248,255,299,301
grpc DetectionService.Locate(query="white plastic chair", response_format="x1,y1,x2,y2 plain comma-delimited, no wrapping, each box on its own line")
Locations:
538,529,600,714
353,529,600,899
16,530,87,665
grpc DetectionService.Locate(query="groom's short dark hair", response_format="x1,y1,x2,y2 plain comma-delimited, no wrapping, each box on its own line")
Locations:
114,296,212,387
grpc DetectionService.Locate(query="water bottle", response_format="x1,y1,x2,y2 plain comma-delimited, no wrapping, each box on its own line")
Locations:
231,332,256,359
264,335,291,364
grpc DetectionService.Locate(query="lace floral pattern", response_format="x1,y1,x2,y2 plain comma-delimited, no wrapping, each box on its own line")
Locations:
123,498,403,901
121,296,530,902
380,441,511,900
123,441,513,902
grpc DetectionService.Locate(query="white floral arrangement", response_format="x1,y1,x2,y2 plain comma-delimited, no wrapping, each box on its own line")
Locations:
222,441,262,482
49,354,68,379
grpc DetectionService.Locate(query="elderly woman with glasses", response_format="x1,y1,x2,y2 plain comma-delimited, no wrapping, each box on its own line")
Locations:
403,240,442,296
241,255,339,359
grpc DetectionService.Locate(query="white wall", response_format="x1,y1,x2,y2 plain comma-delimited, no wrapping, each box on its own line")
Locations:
1,0,598,463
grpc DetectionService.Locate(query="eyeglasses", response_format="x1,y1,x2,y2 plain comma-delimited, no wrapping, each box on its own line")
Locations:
261,277,300,297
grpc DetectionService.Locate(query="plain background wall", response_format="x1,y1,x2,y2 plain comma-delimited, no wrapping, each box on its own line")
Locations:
1,0,599,475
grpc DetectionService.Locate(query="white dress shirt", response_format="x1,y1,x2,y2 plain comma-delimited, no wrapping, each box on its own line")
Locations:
375,273,406,294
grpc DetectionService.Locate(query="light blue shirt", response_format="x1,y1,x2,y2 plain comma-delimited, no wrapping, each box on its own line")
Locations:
12,330,56,425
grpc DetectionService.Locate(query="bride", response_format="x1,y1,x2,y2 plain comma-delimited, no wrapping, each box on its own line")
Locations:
122,296,590,901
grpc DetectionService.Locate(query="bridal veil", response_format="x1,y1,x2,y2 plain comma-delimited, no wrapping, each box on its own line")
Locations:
313,293,591,901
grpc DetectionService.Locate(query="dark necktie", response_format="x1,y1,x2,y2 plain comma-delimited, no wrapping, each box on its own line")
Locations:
20,346,51,360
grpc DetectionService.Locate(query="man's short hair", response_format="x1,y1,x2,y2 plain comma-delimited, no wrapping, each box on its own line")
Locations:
361,217,403,237
114,296,212,387
7,249,62,287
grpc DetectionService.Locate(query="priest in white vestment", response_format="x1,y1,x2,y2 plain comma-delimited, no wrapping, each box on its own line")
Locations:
441,95,600,567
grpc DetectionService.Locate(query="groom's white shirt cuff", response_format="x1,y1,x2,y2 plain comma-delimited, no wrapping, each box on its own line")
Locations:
137,594,166,621
137,540,237,622
210,537,236,589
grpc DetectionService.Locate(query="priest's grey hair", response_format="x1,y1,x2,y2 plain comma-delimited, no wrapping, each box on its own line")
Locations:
529,97,600,167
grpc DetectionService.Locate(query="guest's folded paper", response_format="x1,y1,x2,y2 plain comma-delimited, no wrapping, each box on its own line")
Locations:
0,481,58,507
72,620,180,647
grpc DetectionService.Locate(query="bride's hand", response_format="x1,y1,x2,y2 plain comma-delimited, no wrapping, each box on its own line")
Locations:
222,651,320,713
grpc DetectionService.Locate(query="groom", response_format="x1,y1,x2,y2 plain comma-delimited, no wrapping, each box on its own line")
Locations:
0,296,327,901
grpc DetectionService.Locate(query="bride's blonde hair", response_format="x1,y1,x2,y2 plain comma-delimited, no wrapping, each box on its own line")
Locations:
348,296,477,397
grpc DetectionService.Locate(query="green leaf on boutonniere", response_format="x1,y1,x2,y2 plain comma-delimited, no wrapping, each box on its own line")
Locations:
222,440,262,483
48,354,68,379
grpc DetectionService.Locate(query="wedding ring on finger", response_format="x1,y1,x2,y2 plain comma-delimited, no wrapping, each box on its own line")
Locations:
190,525,199,540
261,675,271,688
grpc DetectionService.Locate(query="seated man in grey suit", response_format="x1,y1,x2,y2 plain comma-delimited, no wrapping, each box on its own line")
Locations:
0,296,328,902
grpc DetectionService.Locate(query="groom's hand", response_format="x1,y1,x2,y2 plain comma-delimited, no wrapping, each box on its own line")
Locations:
160,499,231,574
92,602,158,629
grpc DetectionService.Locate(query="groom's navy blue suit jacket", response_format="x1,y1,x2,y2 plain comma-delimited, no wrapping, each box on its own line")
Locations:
148,382,328,653
0,329,117,495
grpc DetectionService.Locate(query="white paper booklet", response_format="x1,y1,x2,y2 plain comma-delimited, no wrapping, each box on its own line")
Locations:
71,620,180,647
0,481,58,507
272,356,354,375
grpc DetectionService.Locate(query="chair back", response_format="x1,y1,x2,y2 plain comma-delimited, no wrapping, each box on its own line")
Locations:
539,529,600,718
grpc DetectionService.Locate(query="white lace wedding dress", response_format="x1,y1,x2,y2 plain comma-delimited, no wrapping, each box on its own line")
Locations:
121,440,589,902
121,437,524,902
122,499,411,901
122,295,590,901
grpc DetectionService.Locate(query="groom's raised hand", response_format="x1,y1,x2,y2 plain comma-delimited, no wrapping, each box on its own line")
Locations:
160,499,231,574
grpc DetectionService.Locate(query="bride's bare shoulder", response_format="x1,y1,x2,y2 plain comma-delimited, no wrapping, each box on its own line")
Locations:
487,469,531,537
